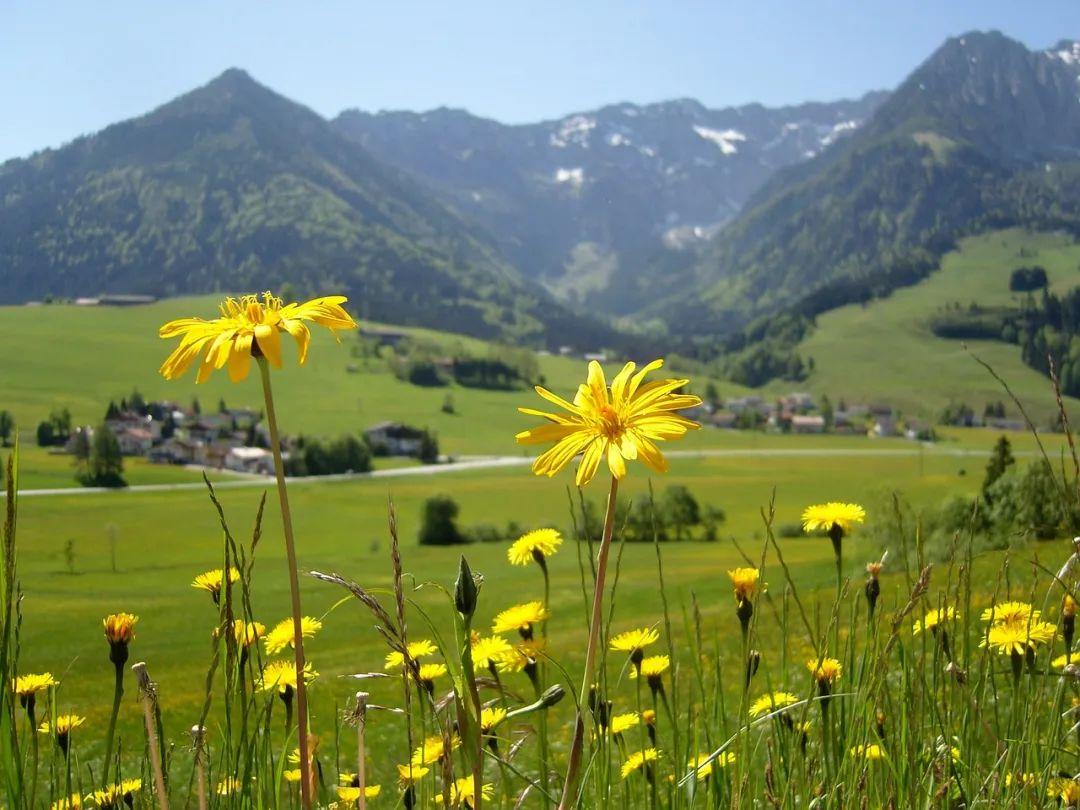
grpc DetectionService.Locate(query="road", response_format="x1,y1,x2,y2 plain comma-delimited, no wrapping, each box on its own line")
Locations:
1,444,1010,499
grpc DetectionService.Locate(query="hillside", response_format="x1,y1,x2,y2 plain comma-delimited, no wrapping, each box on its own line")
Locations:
0,69,619,349
769,229,1080,422
333,93,886,314
647,32,1080,335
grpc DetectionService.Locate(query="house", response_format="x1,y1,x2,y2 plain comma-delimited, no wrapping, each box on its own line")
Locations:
985,417,1025,432
364,422,426,456
727,395,767,415
115,427,153,456
710,411,737,429
583,352,609,363
225,446,274,475
871,415,897,438
360,327,407,348
781,392,816,412
151,437,206,466
791,414,826,434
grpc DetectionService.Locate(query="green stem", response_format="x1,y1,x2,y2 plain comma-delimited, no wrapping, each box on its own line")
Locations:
558,475,620,810
102,663,124,786
257,357,313,810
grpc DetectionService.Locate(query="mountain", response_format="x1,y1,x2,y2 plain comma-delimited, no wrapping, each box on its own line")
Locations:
646,31,1080,336
0,69,620,348
332,93,886,314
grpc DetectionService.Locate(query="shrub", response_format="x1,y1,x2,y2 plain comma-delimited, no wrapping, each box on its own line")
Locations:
418,495,466,546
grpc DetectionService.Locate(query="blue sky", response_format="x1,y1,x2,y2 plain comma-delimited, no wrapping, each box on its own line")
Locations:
1,1,1075,161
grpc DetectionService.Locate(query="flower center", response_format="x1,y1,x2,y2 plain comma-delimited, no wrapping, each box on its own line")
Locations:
598,404,624,440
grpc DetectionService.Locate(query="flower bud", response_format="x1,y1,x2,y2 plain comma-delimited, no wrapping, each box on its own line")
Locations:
454,556,478,618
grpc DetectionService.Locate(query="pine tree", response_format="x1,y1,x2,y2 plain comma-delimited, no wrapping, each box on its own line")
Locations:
983,435,1015,498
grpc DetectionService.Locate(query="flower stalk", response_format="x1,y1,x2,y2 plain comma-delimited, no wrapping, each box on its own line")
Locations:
132,662,169,810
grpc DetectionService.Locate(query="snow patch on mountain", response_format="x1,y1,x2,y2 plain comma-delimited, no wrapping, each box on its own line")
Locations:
554,167,585,187
550,116,596,148
819,120,858,147
692,126,747,155
1048,41,1080,66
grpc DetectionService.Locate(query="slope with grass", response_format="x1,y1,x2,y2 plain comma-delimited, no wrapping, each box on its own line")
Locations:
770,229,1080,422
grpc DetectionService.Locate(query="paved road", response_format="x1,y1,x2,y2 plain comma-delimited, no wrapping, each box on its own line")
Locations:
1,444,1011,499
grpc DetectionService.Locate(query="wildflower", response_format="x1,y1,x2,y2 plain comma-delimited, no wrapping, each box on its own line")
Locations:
258,659,318,694
384,638,438,670
51,793,82,809
417,662,447,693
13,672,57,707
913,606,958,635
728,567,759,637
621,748,661,780
980,601,1039,625
609,712,639,736
508,528,563,566
850,743,884,760
749,692,800,718
480,706,506,733
1053,652,1080,668
688,751,735,781
87,779,141,808
39,714,85,754
221,619,266,649
1005,772,1037,788
264,616,322,655
642,709,657,726
1049,777,1080,803
102,613,138,666
630,655,671,695
865,557,885,619
216,776,243,795
610,627,660,667
283,769,301,783
434,777,494,806
801,502,866,535
981,620,1056,656
396,763,429,787
516,359,701,486
807,657,842,687
746,649,761,686
1064,593,1077,652
191,567,240,604
337,784,381,801
411,734,461,766
471,635,513,670
495,640,545,674
492,601,549,638
158,292,357,383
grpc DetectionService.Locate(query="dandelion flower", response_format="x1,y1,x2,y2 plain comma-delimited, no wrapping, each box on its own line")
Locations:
913,607,958,635
1005,772,1037,788
727,568,759,603
981,620,1056,655
1053,652,1080,669
397,763,430,787
621,748,661,779
1049,777,1080,803
87,779,141,807
807,657,842,686
749,692,800,718
51,793,83,809
337,784,381,801
688,751,735,780
264,616,323,655
258,660,318,693
642,709,657,726
609,712,640,736
102,613,138,647
39,714,86,744
411,734,461,766
850,744,884,760
980,601,1039,625
158,292,357,383
496,640,545,674
610,627,660,662
480,707,506,733
384,638,438,670
219,619,265,649
191,567,240,604
630,655,671,681
492,601,549,636
216,776,243,795
283,769,301,783
508,528,563,565
434,777,494,806
418,662,447,686
801,503,866,535
516,359,701,486
13,672,58,699
471,635,513,669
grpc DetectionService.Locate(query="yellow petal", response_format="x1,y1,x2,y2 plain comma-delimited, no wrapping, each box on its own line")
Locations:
227,333,253,382
281,319,311,364
575,440,605,486
606,442,627,479
255,324,283,368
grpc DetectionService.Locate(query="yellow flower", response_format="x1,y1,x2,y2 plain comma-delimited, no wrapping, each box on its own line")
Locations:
1049,777,1080,803
221,619,265,649
215,776,243,795
642,709,656,726
51,793,83,810
629,655,670,680
913,607,958,635
609,712,640,735
411,734,461,766
39,714,86,736
850,744,884,760
480,707,507,732
516,359,701,486
257,660,318,693
1005,772,1037,788
610,627,660,655
191,567,240,603
807,657,842,685
158,292,357,383
418,663,447,683
801,502,866,534
688,751,735,780
283,769,301,783
749,692,800,718
980,601,1039,625
264,616,323,655
492,601,549,635
508,528,564,565
434,777,494,806
1065,594,1078,618
87,779,141,807
384,638,439,670
981,621,1056,655
337,785,381,801
13,672,57,698
496,640,545,674
396,763,429,787
471,635,513,669
727,568,759,603
621,748,661,779
102,613,138,646
1053,652,1080,668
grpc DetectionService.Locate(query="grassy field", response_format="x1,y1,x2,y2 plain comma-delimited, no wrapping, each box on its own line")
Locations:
774,229,1080,422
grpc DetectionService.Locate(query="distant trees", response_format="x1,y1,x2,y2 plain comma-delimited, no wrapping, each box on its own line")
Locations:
0,411,12,447
79,424,125,488
1009,266,1048,292
36,408,72,447
418,496,466,546
982,435,1015,498
284,434,373,477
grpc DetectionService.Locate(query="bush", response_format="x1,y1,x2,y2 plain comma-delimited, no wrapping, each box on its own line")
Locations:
418,496,466,546
1009,265,1048,292
78,423,125,488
